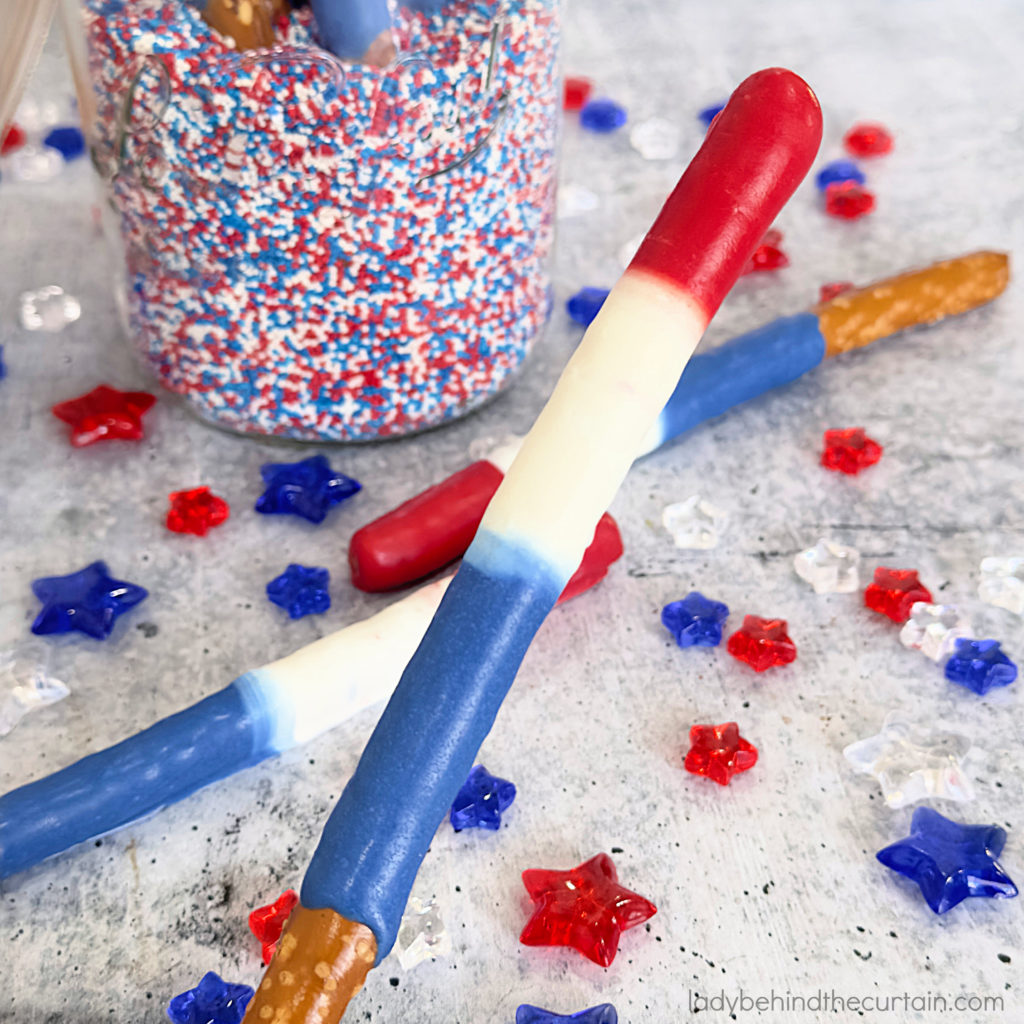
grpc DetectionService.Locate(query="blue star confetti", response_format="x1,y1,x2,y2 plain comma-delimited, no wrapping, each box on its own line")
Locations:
944,638,1017,694
876,807,1018,914
661,591,730,648
43,125,86,161
566,287,610,327
266,564,331,619
697,102,725,128
579,98,627,134
450,764,516,832
31,561,147,639
516,1004,618,1024
255,454,361,523
167,972,254,1024
815,158,866,191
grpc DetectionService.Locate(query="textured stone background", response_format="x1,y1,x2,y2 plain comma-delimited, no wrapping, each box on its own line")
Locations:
1,1,1022,1021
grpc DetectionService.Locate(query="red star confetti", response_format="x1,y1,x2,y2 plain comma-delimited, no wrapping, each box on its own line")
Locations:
843,122,893,158
821,427,883,475
1,123,26,155
51,384,156,447
727,615,797,672
864,567,933,624
248,889,298,965
520,853,656,967
684,723,758,786
824,181,875,220
563,76,593,111
166,487,230,536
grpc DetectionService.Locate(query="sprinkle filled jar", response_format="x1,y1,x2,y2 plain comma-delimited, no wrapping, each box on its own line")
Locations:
70,0,559,440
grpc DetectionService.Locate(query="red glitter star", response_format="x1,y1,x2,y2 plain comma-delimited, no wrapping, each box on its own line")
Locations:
843,122,893,158
51,384,156,447
822,427,883,475
864,567,933,623
166,487,230,536
519,853,657,967
684,722,758,786
248,889,298,965
727,615,797,672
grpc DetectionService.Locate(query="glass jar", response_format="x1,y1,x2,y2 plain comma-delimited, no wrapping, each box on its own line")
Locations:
66,0,559,441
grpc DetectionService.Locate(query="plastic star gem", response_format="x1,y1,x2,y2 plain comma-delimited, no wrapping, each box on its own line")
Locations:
42,125,86,160
167,487,230,536
843,122,894,157
824,181,876,219
843,712,974,808
266,564,330,619
520,852,657,966
255,454,361,523
397,896,452,970
815,158,866,190
821,427,883,474
579,98,627,133
31,561,147,639
566,287,610,327
18,285,81,331
876,807,1017,914
899,602,970,662
864,567,933,624
662,495,727,550
248,889,298,964
819,280,856,303
661,591,730,648
516,1005,618,1024
793,538,861,594
978,556,1024,615
741,228,788,275
629,117,680,161
697,102,725,128
563,76,593,111
726,615,797,672
944,639,1018,695
51,384,155,446
167,972,254,1024
0,642,70,737
450,764,516,831
684,722,758,786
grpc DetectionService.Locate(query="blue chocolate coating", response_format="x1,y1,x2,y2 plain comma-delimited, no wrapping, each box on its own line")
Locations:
650,312,826,450
0,684,272,878
311,0,447,59
302,532,562,959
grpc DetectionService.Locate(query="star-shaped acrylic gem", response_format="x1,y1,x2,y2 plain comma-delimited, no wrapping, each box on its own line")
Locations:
726,615,797,672
898,602,970,662
824,182,876,220
248,889,298,965
818,280,856,303
0,642,70,736
255,454,361,523
864,567,932,624
31,561,147,639
843,712,974,808
396,895,452,970
266,564,330,619
661,591,730,648
978,555,1024,616
449,764,516,831
697,102,725,128
815,158,866,191
876,807,1017,914
740,228,788,275
520,852,657,967
516,1004,618,1024
793,538,860,594
51,384,156,447
944,639,1018,695
684,722,758,786
821,427,883,474
166,486,230,536
662,495,727,550
167,972,254,1024
843,122,894,157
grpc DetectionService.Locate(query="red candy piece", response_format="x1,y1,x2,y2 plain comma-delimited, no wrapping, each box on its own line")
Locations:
727,615,797,672
684,722,758,786
557,512,623,603
864,567,933,623
819,280,855,302
249,889,298,965
520,852,656,967
843,122,893,158
824,181,875,220
821,427,883,475
1,123,26,155
51,384,156,447
563,76,593,111
166,486,230,536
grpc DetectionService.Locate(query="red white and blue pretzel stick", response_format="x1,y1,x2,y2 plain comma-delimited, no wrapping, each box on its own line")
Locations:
242,68,822,1024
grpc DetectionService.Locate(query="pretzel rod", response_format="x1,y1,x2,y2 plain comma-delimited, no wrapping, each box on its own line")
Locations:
349,250,1009,592
0,516,619,878
244,68,822,1024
